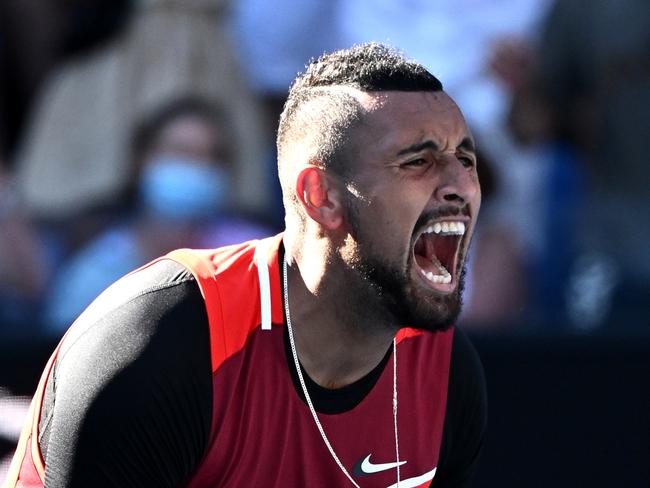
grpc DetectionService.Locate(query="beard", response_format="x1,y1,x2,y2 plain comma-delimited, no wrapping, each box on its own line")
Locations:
348,243,466,332
344,202,467,333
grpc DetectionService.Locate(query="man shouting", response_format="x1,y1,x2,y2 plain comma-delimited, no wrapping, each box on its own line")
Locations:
8,43,486,488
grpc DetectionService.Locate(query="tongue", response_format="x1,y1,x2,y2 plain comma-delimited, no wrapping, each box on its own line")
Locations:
415,253,449,275
414,233,449,275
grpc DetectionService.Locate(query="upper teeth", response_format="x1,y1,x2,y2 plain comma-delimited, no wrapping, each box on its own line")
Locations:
424,221,466,236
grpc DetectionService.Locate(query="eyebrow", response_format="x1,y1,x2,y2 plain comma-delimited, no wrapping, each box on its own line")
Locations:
396,137,476,157
396,140,439,156
458,137,476,153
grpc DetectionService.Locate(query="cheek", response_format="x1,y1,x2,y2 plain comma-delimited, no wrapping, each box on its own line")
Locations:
364,192,422,253
368,186,408,219
355,173,430,238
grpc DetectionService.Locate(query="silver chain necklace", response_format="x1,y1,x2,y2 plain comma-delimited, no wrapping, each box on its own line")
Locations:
282,258,401,487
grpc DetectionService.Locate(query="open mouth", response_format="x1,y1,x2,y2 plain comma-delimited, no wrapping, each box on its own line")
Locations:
412,220,466,290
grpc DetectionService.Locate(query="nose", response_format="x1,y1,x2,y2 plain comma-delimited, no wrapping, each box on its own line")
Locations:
433,156,479,205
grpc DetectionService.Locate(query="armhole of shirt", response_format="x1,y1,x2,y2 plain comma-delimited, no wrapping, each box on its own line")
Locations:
163,250,224,373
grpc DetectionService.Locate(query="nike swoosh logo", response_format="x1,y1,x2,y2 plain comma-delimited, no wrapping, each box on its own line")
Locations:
353,454,407,476
386,466,437,488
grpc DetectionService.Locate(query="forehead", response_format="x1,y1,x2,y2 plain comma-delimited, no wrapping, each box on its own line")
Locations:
153,114,226,160
156,115,217,149
355,91,472,156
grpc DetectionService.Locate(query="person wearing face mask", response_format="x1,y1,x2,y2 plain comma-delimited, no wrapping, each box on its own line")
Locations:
42,96,273,334
139,154,231,222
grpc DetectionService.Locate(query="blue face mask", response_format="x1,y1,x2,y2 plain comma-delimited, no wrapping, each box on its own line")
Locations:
139,156,230,221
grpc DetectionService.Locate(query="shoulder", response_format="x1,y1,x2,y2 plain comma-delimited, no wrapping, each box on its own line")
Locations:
57,257,205,361
40,258,214,485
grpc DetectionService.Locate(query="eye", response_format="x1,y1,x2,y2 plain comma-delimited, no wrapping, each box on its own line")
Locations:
458,155,475,168
402,158,429,168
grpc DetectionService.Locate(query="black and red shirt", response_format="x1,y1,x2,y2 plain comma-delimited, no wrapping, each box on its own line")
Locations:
6,235,486,487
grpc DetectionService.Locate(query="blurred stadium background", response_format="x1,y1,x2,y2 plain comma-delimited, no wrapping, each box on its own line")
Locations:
1,1,648,486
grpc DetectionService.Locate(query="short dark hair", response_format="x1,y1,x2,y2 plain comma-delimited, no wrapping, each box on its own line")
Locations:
277,43,443,214
289,42,443,94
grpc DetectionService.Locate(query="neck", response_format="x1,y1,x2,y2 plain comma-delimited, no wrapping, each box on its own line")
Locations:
285,246,398,389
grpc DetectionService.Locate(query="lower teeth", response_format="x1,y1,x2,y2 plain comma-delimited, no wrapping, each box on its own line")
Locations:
422,269,451,284
420,254,452,284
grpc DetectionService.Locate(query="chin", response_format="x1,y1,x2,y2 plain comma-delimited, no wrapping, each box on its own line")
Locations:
394,270,465,333
351,249,466,332
404,296,461,332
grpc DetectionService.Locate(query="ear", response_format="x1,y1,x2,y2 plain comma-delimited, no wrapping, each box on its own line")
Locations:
295,166,344,230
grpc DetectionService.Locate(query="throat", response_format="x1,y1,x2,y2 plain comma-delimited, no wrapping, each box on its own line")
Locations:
283,326,392,414
284,257,396,388
289,323,393,389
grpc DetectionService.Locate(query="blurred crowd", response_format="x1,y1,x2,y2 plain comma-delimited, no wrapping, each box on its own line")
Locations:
1,0,649,338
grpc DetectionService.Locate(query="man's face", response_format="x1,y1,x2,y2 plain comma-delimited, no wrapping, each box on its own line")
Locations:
340,91,481,331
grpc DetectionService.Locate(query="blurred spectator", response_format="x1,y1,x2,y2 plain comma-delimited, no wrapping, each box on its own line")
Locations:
537,0,650,328
43,96,273,334
13,0,268,229
0,0,134,161
0,161,48,330
0,0,66,162
483,31,584,328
